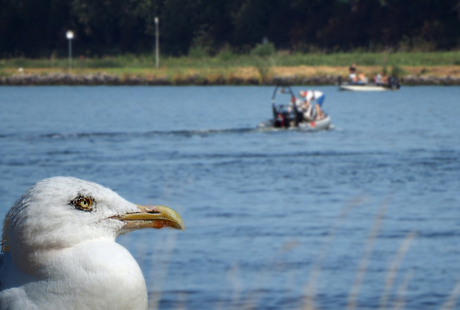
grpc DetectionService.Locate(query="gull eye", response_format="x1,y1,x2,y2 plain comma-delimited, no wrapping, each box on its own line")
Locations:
71,196,95,212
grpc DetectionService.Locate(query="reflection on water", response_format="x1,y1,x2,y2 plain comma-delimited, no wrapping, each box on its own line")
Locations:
1,86,460,309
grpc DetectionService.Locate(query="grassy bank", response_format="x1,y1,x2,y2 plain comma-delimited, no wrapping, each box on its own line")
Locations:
2,51,460,85
2,65,460,83
1,51,460,70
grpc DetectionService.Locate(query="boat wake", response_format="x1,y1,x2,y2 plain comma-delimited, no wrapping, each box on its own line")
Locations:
0,125,333,141
0,128,261,140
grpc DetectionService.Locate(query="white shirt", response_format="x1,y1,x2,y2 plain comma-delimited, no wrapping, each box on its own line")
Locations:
305,91,323,101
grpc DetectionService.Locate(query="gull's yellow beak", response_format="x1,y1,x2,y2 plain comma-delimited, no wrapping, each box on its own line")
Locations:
112,205,185,231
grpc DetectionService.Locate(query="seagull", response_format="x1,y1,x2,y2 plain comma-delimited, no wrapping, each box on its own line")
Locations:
0,177,185,310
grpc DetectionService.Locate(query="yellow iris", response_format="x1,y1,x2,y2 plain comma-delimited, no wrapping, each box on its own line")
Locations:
74,197,94,212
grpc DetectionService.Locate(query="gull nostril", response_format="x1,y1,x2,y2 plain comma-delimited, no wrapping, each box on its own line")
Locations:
143,206,161,214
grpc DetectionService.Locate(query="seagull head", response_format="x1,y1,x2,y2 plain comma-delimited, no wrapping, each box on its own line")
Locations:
1,177,185,267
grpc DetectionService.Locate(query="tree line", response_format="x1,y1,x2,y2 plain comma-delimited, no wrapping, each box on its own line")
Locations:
1,0,459,58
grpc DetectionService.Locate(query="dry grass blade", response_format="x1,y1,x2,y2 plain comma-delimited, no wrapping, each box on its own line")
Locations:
346,200,389,310
226,263,242,310
391,270,413,310
238,241,299,310
145,177,188,310
175,291,188,310
147,231,178,310
440,276,460,310
379,231,416,309
302,197,365,310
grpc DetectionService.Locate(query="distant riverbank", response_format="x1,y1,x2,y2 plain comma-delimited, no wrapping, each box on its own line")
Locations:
2,51,460,85
1,66,460,85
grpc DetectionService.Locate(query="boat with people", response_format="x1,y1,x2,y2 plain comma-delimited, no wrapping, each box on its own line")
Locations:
338,75,401,91
338,63,400,91
258,85,332,131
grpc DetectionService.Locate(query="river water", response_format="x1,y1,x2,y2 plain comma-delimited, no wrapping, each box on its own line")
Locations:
1,85,459,310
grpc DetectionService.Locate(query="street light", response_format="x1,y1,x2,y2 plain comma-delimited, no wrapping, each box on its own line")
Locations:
154,17,159,68
66,30,74,70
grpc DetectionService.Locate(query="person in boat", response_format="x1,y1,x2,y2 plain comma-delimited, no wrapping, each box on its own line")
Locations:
357,73,368,84
287,95,302,114
348,63,368,84
348,64,357,83
374,72,389,86
298,99,314,122
299,90,325,121
374,73,383,85
287,94,312,120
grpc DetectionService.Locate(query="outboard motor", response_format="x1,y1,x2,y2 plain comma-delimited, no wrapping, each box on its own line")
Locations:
274,112,286,128
272,104,291,128
388,76,400,90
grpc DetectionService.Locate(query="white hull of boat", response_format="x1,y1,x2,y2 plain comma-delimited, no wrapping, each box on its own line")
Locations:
258,115,331,131
298,115,331,130
339,84,389,91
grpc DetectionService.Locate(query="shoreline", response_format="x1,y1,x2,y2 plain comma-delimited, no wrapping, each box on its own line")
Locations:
1,66,460,86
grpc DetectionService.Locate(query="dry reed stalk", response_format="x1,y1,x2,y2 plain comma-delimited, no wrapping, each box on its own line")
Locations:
302,197,365,310
175,291,188,310
147,178,188,310
440,276,460,310
345,199,389,310
227,264,242,310
231,240,299,310
379,231,416,310
147,231,179,310
391,270,413,310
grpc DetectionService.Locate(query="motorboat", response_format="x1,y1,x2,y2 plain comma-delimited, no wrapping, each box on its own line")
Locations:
258,85,332,131
337,76,400,91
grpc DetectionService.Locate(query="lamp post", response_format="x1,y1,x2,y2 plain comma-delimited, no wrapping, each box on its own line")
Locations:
154,17,159,68
66,31,74,70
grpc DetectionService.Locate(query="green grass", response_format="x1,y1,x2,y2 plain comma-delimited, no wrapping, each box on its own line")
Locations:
1,51,460,69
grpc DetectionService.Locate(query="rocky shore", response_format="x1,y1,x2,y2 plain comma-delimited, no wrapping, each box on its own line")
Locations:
1,72,460,86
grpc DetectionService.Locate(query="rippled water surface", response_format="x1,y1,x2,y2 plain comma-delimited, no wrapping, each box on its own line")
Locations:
1,85,460,309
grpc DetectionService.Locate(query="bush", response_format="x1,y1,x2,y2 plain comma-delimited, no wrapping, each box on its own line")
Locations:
188,46,210,59
250,42,275,57
89,58,123,68
391,65,406,78
382,66,388,76
0,70,11,77
217,44,237,61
